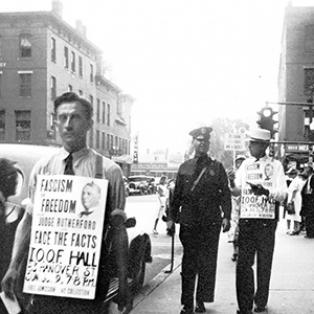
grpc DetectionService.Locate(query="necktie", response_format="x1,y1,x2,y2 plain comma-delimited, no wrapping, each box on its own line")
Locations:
64,153,75,175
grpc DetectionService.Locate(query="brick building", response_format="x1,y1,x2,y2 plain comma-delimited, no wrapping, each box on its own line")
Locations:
278,4,314,162
0,1,133,172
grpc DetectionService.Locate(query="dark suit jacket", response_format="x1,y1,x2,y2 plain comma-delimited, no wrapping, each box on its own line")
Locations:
301,175,314,217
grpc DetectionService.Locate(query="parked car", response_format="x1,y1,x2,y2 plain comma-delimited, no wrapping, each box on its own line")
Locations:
0,143,152,309
123,176,130,196
146,176,157,194
128,175,156,195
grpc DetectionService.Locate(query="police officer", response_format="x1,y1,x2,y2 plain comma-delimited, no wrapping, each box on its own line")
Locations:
231,128,287,314
169,126,231,314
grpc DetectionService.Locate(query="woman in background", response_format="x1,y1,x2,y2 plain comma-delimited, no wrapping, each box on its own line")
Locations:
286,169,306,235
153,176,169,235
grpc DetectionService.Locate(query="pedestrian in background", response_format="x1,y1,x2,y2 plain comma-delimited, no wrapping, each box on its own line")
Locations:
286,168,306,235
228,155,246,262
282,167,295,220
1,92,130,314
165,178,176,236
231,128,287,314
300,165,314,238
169,126,231,314
153,175,169,235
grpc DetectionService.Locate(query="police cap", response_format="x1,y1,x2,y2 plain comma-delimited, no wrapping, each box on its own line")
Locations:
189,126,213,140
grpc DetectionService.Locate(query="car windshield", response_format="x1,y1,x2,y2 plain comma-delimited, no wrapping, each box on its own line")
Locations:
128,177,147,182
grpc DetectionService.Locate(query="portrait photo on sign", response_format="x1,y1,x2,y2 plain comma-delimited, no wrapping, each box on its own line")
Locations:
80,182,101,218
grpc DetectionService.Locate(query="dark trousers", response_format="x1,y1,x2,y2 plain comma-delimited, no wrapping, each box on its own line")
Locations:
305,214,314,237
236,219,277,312
179,222,221,309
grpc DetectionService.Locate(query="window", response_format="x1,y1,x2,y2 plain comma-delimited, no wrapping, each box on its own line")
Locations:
96,98,100,123
51,37,56,63
0,36,2,58
0,110,5,140
90,64,94,83
102,132,105,150
107,103,110,126
117,100,123,116
304,68,314,95
15,110,31,141
71,51,76,72
122,139,125,154
64,46,69,69
106,134,110,150
79,56,83,77
89,95,94,106
110,134,113,150
305,25,314,52
51,76,57,100
20,34,32,58
19,73,32,96
102,102,106,124
96,130,100,149
47,113,56,139
68,84,73,92
115,136,118,151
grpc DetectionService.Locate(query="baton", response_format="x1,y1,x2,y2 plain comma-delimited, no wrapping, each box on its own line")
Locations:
165,223,175,273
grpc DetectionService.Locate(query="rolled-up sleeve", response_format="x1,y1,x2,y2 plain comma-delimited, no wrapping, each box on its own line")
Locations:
105,164,126,213
269,160,288,202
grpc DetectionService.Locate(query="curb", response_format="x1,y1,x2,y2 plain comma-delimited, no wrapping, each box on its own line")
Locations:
131,255,182,310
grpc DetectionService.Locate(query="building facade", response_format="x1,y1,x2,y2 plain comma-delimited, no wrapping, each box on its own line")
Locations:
278,5,314,163
0,1,133,172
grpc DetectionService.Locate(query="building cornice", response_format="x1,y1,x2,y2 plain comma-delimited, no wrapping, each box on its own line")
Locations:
0,11,102,56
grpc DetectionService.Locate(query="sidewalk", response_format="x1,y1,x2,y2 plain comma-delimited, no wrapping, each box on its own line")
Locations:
130,220,314,314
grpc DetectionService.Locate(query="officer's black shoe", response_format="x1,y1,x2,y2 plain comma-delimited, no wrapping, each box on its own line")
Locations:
195,301,206,313
236,310,253,314
180,305,194,314
254,306,267,312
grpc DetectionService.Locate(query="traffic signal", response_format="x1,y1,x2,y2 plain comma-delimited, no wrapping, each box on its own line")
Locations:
133,150,138,164
257,107,278,138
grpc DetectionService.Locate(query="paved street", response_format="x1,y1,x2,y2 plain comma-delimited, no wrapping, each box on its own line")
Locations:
128,213,314,314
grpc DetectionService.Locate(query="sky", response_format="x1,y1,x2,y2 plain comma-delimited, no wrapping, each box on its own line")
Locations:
1,0,313,153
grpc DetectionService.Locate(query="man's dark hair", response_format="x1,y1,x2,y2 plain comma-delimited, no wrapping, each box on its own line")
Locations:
0,158,20,199
54,92,93,120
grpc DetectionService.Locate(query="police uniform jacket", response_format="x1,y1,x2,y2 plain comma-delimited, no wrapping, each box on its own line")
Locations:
170,155,231,226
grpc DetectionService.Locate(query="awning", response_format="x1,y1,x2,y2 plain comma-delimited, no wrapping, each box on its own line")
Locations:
112,155,133,164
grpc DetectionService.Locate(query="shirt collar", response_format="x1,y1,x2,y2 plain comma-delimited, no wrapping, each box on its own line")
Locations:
59,146,90,162
249,154,268,162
